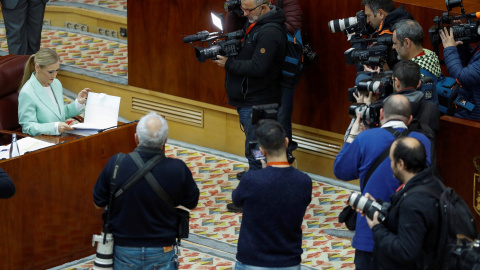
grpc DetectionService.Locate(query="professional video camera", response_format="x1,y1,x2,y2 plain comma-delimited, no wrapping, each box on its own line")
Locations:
348,102,383,128
348,71,394,102
429,0,480,52
328,11,371,36
183,13,244,63
344,36,395,67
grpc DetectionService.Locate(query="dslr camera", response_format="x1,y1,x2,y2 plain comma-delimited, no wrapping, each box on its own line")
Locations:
344,36,395,67
348,192,390,223
349,102,383,128
328,10,370,36
448,236,480,270
223,0,243,16
429,0,480,51
348,70,394,103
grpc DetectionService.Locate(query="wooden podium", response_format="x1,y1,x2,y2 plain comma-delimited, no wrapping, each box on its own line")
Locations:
0,123,137,270
436,116,480,231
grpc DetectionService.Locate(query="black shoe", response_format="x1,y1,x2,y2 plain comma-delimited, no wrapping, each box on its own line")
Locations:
236,170,246,180
227,203,243,213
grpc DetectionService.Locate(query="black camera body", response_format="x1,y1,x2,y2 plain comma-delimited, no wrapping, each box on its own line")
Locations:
344,44,391,67
448,237,480,270
429,0,480,51
223,0,243,16
183,30,245,63
348,71,394,103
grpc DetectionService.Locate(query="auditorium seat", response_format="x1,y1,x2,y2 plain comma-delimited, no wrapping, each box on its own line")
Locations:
0,54,31,145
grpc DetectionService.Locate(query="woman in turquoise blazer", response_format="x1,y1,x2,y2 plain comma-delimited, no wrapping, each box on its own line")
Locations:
18,48,89,136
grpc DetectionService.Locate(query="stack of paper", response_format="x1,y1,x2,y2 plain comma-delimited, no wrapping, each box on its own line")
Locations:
71,92,121,131
0,137,55,159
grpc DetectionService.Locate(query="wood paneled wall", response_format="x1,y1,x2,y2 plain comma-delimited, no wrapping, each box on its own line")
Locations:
127,0,480,135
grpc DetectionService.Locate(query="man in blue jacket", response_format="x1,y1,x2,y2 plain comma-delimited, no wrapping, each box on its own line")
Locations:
334,94,431,270
441,27,480,120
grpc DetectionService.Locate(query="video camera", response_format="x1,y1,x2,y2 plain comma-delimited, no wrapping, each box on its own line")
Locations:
429,0,480,52
328,11,371,36
183,12,244,63
344,36,395,67
348,71,394,103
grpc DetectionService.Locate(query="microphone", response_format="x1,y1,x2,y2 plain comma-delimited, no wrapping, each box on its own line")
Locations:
466,12,480,19
182,31,211,43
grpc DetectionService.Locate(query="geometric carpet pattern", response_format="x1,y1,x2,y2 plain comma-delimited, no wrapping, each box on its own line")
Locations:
56,143,356,270
49,0,127,12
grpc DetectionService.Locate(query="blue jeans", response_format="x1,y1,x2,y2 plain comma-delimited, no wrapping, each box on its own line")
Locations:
113,245,177,270
237,107,261,171
234,261,301,270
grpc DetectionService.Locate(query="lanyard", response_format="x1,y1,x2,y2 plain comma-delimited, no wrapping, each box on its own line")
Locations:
267,162,290,166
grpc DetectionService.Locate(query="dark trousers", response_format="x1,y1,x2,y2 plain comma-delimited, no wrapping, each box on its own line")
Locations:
354,249,373,270
237,107,261,171
2,0,46,55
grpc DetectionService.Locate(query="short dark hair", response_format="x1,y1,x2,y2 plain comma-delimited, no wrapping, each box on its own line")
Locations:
256,119,286,156
361,0,395,14
392,60,421,89
383,94,411,120
393,19,424,47
392,137,427,173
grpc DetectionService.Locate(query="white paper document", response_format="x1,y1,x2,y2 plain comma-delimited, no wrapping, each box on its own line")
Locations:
71,92,121,130
0,137,55,159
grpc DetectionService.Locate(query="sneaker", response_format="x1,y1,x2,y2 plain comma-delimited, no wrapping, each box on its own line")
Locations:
227,203,243,213
236,170,246,180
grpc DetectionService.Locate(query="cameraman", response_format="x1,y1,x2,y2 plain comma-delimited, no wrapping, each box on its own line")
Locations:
334,94,431,270
440,27,480,120
392,19,441,104
365,137,442,270
212,0,286,173
225,0,303,157
354,0,413,71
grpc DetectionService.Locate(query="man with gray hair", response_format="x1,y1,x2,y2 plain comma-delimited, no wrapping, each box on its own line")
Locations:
392,19,441,104
93,112,199,269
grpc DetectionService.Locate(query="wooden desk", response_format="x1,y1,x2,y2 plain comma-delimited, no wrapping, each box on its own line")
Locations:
0,122,137,270
436,116,480,230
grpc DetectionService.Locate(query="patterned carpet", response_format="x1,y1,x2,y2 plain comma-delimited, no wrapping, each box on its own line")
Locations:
54,142,356,270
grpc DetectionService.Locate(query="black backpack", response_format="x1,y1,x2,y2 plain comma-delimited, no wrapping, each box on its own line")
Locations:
408,184,478,269
253,23,304,89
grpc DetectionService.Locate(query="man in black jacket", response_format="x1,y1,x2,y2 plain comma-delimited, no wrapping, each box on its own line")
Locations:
213,0,286,172
364,136,442,270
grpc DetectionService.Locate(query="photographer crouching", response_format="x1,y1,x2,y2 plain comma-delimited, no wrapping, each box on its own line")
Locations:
212,1,286,181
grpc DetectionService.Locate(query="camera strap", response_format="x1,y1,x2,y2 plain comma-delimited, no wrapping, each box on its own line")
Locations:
362,127,410,191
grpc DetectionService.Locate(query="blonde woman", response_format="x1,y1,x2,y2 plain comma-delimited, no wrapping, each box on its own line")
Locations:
18,48,89,136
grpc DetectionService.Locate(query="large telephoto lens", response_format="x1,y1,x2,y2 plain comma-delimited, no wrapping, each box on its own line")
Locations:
348,192,383,220
358,81,381,93
328,17,358,33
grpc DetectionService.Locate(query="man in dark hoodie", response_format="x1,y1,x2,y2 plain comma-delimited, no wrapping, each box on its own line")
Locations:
358,0,413,70
213,0,286,172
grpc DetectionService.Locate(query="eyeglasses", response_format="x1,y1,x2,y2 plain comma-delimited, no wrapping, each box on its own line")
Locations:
241,1,266,13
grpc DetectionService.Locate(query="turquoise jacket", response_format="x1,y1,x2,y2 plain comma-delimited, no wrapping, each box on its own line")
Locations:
18,73,80,136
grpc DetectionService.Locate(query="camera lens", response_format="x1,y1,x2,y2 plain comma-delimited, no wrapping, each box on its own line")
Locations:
328,17,358,33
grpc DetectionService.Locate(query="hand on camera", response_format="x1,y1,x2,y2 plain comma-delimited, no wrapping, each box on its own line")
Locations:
366,211,380,228
353,91,374,106
212,55,228,68
58,122,74,133
363,65,380,74
440,28,463,48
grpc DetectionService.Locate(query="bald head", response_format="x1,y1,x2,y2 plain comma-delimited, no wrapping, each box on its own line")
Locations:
136,112,168,149
383,94,412,123
391,137,427,174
